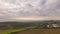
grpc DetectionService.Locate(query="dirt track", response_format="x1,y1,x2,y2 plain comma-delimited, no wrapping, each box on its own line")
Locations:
16,29,60,34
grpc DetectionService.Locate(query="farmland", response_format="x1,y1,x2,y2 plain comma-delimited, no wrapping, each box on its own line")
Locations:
0,28,60,34
0,20,60,34
16,29,60,34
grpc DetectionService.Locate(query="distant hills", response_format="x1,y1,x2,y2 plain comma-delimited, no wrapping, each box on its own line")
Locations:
0,20,60,29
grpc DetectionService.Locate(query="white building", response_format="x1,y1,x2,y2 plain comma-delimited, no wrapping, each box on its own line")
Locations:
47,24,60,28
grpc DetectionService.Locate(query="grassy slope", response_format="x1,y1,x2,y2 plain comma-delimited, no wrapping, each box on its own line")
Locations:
2,26,37,34
0,24,47,34
16,29,60,34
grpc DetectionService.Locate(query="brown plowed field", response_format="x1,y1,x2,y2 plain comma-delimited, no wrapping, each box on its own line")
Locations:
16,29,60,34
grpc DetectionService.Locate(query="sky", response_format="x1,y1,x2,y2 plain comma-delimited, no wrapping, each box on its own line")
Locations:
0,0,60,22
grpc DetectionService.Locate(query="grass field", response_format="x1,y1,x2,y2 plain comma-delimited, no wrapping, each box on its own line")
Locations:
1,28,60,34
0,26,37,34
16,29,60,34
0,25,60,34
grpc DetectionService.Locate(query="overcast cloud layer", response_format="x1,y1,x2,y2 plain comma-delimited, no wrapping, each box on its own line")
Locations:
0,0,60,21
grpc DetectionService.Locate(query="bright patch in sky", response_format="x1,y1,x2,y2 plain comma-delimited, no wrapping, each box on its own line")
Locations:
0,0,60,21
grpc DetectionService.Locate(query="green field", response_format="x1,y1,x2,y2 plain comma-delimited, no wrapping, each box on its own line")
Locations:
0,20,59,34
1,26,37,34
16,29,60,34
0,23,47,34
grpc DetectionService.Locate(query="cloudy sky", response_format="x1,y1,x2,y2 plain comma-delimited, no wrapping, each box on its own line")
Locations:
0,0,60,22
